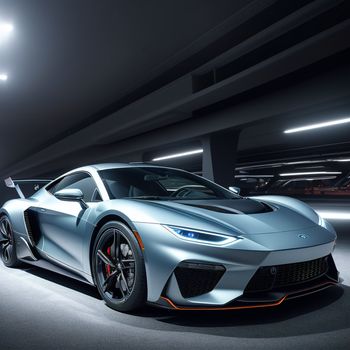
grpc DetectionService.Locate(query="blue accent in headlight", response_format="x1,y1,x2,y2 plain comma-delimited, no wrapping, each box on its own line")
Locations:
172,228,199,239
165,225,238,245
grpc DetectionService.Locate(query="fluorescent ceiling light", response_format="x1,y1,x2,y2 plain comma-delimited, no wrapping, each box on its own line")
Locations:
285,160,324,165
152,149,203,161
334,158,350,162
0,74,8,81
236,163,282,170
235,174,274,178
316,210,350,220
284,117,350,134
280,171,342,177
284,176,336,182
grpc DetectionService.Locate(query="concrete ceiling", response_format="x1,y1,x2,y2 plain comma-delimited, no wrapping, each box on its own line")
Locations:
0,0,250,167
1,0,350,178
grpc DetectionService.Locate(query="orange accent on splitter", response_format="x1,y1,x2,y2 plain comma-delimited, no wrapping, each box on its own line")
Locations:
160,295,287,311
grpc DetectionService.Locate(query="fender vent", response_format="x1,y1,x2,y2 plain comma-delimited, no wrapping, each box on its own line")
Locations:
23,209,40,246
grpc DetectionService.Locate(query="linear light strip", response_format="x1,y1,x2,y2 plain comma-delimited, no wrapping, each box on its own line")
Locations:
235,175,274,178
284,117,350,133
236,158,350,170
152,149,203,161
280,171,342,177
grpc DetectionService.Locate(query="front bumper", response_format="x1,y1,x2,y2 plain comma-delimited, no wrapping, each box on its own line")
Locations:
135,223,338,308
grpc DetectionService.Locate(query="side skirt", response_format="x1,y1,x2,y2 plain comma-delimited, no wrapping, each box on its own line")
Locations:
21,257,93,285
16,234,93,286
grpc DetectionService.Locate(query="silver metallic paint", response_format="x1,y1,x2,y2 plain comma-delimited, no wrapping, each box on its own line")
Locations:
0,164,337,307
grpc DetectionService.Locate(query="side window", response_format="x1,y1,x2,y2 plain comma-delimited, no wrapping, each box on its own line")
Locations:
47,173,101,202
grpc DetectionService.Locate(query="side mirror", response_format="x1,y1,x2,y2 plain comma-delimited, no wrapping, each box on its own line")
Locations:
54,188,88,209
229,186,241,195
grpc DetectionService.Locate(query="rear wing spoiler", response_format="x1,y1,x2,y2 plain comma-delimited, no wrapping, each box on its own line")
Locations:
4,177,52,199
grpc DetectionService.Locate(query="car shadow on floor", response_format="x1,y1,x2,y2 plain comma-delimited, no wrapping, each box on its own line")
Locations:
144,285,349,338
21,264,350,339
23,265,101,299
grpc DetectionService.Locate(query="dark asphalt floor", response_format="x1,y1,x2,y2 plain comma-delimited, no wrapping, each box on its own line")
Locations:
0,213,349,350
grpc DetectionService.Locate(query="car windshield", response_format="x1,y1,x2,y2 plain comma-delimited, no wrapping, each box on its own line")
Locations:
98,167,239,200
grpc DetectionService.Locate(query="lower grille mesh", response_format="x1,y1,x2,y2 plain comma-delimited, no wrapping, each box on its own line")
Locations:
245,255,329,292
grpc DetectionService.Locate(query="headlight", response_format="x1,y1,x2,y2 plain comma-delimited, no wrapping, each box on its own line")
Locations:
164,225,238,246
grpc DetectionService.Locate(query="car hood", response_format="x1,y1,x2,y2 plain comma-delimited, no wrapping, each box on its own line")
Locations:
130,198,318,235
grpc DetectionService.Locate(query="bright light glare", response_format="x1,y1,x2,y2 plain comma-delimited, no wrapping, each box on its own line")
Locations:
284,117,350,134
317,210,350,220
0,22,13,42
0,22,13,32
280,171,342,177
152,149,203,161
0,74,8,81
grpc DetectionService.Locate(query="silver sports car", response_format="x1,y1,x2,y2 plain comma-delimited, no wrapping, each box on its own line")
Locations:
0,163,339,312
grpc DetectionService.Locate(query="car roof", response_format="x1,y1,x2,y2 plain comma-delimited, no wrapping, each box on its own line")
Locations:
45,163,177,188
66,163,176,174
89,163,171,171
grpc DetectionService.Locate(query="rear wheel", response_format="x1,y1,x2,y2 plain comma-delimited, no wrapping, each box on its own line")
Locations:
92,221,147,312
0,215,22,267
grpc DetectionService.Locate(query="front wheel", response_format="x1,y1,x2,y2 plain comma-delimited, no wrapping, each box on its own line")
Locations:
92,221,147,312
0,215,22,268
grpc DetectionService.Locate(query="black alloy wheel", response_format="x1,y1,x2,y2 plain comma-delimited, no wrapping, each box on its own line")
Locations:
92,221,147,312
0,216,21,267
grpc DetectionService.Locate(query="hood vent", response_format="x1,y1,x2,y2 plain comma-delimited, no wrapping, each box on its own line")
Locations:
183,203,243,214
179,199,274,215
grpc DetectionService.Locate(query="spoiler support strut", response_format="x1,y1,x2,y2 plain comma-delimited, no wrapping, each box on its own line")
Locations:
4,177,51,199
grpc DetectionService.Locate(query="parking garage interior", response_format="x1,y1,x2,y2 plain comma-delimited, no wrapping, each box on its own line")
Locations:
0,1,350,349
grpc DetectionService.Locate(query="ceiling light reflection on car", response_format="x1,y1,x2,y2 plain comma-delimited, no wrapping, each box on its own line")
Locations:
0,22,13,42
316,211,350,220
0,74,8,81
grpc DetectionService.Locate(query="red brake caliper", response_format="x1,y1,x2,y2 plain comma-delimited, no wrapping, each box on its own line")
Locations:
106,246,112,276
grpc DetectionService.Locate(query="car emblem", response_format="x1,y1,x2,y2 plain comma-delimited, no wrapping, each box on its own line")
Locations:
298,234,308,239
270,267,277,275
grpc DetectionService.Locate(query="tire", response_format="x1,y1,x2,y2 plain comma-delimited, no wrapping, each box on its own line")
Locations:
0,215,22,268
92,221,147,312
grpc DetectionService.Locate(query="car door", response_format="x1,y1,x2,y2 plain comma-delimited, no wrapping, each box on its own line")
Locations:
35,172,101,271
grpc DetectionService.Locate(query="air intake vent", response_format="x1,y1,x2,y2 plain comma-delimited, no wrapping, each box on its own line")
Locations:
174,262,225,298
23,209,40,246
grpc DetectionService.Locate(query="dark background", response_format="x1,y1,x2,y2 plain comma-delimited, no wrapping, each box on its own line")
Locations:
0,1,349,349
0,0,350,190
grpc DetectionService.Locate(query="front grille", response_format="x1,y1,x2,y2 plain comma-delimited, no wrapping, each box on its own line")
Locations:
245,255,329,293
174,262,225,298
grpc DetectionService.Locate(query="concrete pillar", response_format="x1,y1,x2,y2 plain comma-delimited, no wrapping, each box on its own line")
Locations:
202,129,240,188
